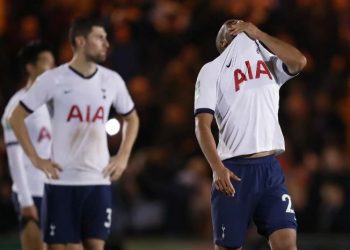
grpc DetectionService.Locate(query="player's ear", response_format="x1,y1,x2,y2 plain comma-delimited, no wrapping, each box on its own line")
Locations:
220,39,228,50
26,63,35,75
74,36,86,48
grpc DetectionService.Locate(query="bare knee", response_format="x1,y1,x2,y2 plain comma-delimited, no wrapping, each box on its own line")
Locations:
83,239,105,250
21,221,44,250
269,228,297,250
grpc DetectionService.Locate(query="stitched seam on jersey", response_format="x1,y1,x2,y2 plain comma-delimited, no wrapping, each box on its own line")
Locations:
194,108,215,116
19,101,33,113
68,65,98,79
119,106,135,116
6,141,19,147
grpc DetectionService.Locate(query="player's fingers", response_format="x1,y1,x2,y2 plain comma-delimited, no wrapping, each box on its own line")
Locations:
215,179,225,192
230,171,241,181
53,163,63,171
102,164,112,175
223,178,234,196
103,164,115,177
50,167,60,179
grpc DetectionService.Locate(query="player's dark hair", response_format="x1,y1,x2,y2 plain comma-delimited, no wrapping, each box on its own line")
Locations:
17,40,52,67
69,16,104,48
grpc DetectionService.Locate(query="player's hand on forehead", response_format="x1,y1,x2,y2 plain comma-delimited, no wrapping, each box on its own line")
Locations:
227,20,262,40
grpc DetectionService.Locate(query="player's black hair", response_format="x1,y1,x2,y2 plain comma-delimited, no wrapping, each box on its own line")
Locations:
17,40,52,67
69,16,104,48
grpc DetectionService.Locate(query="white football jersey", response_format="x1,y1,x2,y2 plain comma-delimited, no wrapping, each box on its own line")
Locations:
21,64,134,185
194,33,297,160
2,89,51,206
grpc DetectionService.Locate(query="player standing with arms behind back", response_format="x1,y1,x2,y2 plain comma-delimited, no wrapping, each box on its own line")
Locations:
1,41,54,250
9,17,139,250
194,20,307,250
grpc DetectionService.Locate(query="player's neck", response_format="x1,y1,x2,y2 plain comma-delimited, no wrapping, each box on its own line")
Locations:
69,55,97,77
24,78,35,90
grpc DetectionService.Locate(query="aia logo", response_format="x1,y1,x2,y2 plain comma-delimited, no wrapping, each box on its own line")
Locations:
67,105,104,122
234,60,272,91
37,127,51,142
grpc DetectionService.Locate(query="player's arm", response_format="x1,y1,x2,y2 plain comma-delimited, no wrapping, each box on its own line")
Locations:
9,104,61,179
195,113,240,196
5,144,38,220
103,110,139,180
229,21,307,74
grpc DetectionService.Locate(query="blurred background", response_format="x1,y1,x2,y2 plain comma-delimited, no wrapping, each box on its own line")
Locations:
0,0,350,249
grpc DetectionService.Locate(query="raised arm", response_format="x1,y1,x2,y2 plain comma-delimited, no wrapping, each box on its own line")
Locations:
229,21,307,74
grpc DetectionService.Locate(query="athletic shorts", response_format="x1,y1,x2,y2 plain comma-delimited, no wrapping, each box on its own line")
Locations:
12,192,42,231
42,184,112,244
211,155,297,249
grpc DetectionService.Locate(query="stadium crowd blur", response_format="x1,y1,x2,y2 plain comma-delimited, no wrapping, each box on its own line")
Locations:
0,0,350,243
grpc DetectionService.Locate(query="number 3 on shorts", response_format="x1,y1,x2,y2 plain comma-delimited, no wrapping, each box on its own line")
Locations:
104,208,112,228
281,194,295,214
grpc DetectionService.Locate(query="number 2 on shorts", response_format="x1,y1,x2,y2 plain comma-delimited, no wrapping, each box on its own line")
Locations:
281,194,295,214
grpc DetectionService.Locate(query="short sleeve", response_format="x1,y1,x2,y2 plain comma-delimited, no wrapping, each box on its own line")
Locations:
112,74,135,116
20,72,54,112
2,110,18,145
257,41,298,86
194,63,217,116
1,93,22,145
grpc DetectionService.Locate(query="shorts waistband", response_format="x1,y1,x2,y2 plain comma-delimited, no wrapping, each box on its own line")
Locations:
223,154,276,165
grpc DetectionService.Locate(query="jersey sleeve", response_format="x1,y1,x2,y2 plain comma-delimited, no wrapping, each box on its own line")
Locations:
194,63,217,116
257,41,298,86
112,74,135,116
6,145,34,207
1,94,22,145
20,72,54,112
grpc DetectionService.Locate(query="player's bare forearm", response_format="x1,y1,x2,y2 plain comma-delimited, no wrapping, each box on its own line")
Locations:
9,105,40,165
195,114,223,171
117,110,139,159
104,110,139,180
195,113,240,196
229,21,307,74
255,31,307,74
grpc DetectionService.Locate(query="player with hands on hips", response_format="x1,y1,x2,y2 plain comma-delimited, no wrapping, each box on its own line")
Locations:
9,17,139,250
1,40,55,250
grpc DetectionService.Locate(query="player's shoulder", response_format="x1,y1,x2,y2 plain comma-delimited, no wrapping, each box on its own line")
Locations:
198,60,220,81
1,88,26,126
4,89,27,112
97,65,122,78
97,65,126,85
36,64,68,83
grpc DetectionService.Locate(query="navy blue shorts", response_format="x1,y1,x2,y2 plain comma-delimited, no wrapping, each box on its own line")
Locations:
212,155,297,249
42,184,112,244
12,192,42,231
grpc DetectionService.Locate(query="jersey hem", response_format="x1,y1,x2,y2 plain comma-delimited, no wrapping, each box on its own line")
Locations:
194,108,215,116
119,106,135,116
282,63,299,76
45,180,111,186
19,101,34,113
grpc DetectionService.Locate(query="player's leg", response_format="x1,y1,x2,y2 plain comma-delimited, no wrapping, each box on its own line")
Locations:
12,194,45,250
20,220,44,250
253,157,297,250
211,159,256,249
268,228,297,250
81,185,112,250
48,243,82,250
215,245,242,250
82,239,105,250
42,185,82,247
